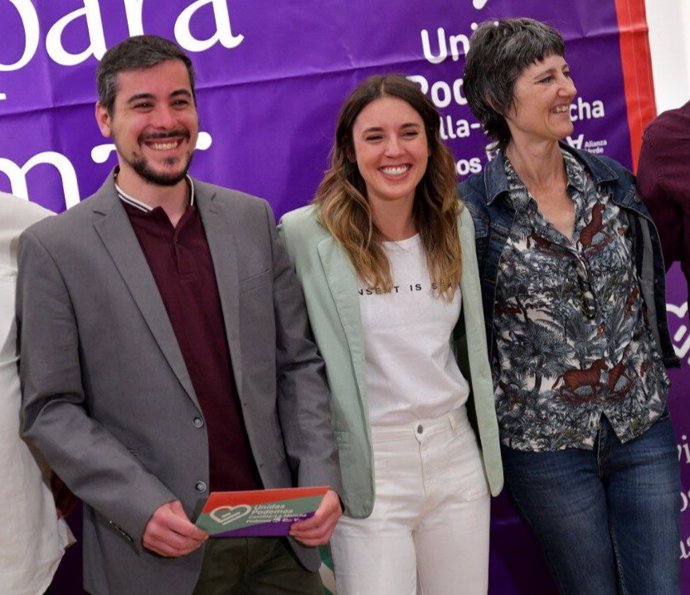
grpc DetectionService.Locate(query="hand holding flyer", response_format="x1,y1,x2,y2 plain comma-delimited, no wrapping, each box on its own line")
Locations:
195,486,329,537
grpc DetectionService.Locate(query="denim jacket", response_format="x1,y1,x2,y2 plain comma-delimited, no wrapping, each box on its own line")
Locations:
459,142,680,370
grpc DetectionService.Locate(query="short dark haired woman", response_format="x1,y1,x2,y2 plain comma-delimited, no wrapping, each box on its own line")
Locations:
460,17,680,595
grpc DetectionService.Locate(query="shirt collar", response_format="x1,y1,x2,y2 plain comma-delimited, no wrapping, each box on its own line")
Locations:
561,149,586,194
115,171,195,212
503,156,532,213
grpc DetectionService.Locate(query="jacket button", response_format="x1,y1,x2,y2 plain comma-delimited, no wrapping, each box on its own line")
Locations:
195,481,207,493
193,417,204,428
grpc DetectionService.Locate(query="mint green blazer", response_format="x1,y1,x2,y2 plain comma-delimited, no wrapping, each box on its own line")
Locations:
279,205,503,517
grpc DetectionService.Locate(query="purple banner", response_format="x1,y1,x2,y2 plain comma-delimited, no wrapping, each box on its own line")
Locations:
0,0,630,215
2,1,686,594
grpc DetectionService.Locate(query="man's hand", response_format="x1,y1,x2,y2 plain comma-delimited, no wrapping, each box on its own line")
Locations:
289,489,342,546
142,500,208,557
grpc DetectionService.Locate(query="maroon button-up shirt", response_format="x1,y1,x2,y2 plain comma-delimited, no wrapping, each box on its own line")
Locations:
119,182,261,491
637,100,690,308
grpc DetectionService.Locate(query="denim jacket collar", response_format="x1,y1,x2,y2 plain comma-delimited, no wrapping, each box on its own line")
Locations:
483,141,621,207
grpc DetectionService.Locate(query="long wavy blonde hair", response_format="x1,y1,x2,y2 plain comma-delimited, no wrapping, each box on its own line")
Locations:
313,74,462,300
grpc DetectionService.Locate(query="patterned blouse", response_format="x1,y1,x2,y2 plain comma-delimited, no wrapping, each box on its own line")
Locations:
494,149,669,452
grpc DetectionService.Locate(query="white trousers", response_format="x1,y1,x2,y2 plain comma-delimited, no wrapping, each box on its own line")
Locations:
330,407,491,595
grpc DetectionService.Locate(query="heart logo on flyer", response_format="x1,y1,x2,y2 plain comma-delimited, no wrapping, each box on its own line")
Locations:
210,505,252,525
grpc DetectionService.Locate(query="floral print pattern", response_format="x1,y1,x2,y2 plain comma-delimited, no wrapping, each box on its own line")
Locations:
494,150,669,451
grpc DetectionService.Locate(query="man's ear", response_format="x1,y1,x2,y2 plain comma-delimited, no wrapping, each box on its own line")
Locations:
95,102,112,138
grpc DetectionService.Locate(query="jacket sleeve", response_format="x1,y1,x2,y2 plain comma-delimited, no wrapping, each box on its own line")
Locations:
268,205,343,494
17,228,176,552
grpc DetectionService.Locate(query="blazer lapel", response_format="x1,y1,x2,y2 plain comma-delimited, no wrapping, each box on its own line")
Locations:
91,184,200,409
195,187,244,395
316,236,367,400
458,211,487,353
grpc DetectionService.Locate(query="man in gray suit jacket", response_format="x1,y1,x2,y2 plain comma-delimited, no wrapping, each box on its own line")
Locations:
17,35,341,595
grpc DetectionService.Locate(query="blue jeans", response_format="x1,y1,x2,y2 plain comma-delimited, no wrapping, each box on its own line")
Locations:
502,414,680,595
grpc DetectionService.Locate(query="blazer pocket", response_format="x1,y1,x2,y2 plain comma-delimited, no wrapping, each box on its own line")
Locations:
239,268,271,295
107,519,134,543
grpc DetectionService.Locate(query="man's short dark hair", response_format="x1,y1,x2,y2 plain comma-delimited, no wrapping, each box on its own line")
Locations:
97,35,196,115
463,18,565,150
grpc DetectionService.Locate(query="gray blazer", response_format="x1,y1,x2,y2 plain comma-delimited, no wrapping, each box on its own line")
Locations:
17,176,341,595
279,205,503,519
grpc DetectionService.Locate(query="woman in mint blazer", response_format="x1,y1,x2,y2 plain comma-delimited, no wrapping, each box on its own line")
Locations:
279,75,502,595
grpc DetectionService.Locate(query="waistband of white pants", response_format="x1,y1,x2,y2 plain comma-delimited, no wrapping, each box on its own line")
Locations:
370,406,469,441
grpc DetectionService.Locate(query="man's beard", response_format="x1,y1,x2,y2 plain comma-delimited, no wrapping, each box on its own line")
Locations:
129,151,194,186
121,128,195,186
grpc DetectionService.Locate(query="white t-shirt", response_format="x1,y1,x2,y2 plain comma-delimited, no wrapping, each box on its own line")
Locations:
358,234,469,426
0,194,73,594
